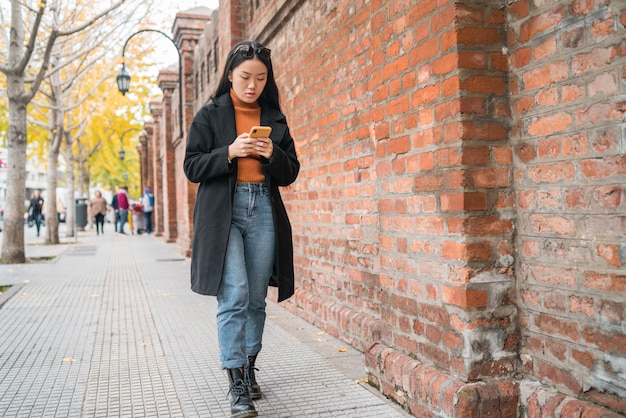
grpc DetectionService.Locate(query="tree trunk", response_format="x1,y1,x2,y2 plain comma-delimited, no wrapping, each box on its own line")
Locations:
1,0,28,263
77,142,85,197
82,161,94,230
64,144,76,237
1,94,28,263
45,142,61,244
43,49,64,244
77,146,92,230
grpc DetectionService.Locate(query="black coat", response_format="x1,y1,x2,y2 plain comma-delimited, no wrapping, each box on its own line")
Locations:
184,93,300,302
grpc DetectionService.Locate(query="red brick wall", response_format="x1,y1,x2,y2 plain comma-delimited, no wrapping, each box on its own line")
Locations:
271,0,520,380
508,0,626,413
149,0,626,416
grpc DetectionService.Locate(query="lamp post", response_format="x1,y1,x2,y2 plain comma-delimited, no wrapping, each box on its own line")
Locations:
117,127,141,161
116,29,184,139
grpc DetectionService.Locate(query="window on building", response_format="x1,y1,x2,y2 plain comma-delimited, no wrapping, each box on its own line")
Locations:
175,107,180,139
206,52,212,85
213,39,219,73
200,62,205,93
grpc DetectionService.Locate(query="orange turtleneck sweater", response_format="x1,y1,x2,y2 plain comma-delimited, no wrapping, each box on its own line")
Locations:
231,89,265,183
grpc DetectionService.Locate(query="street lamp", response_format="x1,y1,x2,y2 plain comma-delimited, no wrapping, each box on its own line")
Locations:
116,127,141,163
117,29,184,139
116,64,130,95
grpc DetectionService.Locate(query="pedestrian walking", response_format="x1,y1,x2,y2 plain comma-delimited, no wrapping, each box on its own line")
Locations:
88,190,108,235
184,40,300,418
141,187,154,234
111,187,119,232
117,186,130,234
28,190,44,237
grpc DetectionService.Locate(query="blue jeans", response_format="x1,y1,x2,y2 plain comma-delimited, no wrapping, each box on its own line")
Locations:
144,211,153,234
217,183,275,369
119,209,128,233
34,213,42,236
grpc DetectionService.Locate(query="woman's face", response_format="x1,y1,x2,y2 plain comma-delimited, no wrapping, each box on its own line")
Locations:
228,58,268,104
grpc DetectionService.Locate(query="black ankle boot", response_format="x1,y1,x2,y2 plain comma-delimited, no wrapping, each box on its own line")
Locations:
245,355,262,399
226,367,257,418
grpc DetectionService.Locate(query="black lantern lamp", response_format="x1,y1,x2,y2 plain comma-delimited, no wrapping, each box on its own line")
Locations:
116,63,131,96
118,148,125,161
117,29,183,138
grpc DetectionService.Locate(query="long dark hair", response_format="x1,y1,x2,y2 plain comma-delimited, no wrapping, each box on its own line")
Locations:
213,40,281,112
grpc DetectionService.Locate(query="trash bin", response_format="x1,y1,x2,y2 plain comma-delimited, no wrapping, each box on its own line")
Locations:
75,197,88,228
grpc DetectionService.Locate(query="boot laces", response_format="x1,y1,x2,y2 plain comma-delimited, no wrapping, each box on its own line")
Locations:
244,364,258,382
228,377,248,398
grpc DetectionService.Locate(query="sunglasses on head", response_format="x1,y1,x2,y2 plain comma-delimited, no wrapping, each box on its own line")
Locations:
232,44,271,60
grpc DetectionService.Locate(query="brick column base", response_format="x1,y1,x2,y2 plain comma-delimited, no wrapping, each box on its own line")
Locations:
366,343,519,417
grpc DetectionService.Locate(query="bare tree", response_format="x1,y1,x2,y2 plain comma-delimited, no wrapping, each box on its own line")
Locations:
0,0,150,260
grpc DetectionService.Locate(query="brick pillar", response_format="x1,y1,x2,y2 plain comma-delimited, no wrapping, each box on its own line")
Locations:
365,0,517,384
147,103,164,237
137,131,151,197
216,0,246,72
440,0,517,381
157,70,178,243
171,9,211,255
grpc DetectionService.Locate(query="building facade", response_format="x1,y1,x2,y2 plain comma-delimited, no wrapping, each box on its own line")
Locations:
139,1,626,416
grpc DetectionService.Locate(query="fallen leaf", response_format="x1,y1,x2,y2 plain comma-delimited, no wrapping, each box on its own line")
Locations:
140,342,149,347
338,347,347,352
62,357,76,363
316,331,325,336
268,315,277,319
91,294,101,298
315,338,328,343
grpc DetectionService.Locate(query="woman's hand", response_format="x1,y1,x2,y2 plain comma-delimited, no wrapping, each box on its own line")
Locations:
254,136,273,160
228,133,273,161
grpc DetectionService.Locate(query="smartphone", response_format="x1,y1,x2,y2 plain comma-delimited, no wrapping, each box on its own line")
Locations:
249,126,272,138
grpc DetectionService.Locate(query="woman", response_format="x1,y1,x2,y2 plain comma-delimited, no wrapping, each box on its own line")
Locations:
184,40,299,418
28,190,44,237
89,190,108,235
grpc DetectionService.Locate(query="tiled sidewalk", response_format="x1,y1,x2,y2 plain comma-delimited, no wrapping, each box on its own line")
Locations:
0,225,409,417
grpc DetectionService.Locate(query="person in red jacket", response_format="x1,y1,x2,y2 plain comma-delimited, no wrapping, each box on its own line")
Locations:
116,186,130,234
